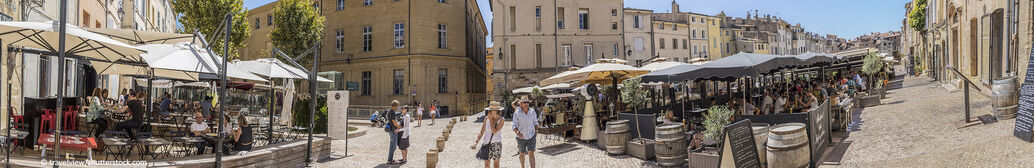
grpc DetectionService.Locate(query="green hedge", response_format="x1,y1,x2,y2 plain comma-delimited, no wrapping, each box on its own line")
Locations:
292,95,328,134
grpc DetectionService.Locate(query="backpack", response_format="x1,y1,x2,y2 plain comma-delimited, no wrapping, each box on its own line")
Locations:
383,110,395,132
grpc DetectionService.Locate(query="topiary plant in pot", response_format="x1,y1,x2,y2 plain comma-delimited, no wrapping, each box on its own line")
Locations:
702,106,734,145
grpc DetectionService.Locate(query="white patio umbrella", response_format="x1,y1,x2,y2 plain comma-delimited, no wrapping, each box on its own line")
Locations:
539,62,649,86
233,58,332,82
640,61,687,71
86,27,195,45
540,83,572,91
0,21,145,63
512,86,539,94
90,61,199,81
137,43,268,82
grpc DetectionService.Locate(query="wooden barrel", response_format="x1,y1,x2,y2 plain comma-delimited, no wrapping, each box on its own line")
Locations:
767,123,809,168
992,76,1018,120
655,124,686,141
655,137,688,167
605,120,630,155
655,124,687,167
752,123,770,166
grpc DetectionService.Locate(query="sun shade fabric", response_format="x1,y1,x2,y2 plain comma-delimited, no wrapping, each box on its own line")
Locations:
85,28,195,45
233,58,332,82
0,21,145,63
91,61,200,81
538,63,649,86
138,43,268,82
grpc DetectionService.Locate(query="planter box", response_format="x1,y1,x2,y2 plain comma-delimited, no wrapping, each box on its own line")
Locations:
688,152,719,168
861,95,881,107
626,141,655,160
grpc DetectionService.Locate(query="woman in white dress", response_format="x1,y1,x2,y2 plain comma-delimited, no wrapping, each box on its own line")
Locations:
416,102,424,127
472,101,505,168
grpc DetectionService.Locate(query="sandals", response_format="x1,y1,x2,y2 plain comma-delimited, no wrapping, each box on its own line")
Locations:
399,160,407,164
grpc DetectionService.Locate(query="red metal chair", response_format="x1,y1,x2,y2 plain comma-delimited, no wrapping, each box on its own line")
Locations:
63,106,78,130
40,109,55,136
9,109,23,145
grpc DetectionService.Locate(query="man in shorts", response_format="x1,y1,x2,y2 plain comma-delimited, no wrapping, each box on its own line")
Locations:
512,96,538,168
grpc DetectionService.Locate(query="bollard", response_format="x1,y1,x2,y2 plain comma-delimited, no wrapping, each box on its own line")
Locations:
437,137,446,151
427,149,439,168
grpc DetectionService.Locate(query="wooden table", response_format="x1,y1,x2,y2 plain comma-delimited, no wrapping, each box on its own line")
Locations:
37,134,98,160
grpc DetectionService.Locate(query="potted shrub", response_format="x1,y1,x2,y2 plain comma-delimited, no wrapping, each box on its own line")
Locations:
620,77,653,159
686,106,732,168
702,106,733,146
861,52,884,107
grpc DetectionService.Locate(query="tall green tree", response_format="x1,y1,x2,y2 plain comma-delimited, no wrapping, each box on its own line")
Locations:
172,0,251,60
908,0,927,32
271,0,325,64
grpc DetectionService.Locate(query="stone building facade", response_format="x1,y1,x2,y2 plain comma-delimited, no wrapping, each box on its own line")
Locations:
490,0,624,97
623,8,654,65
901,0,1033,92
244,0,488,115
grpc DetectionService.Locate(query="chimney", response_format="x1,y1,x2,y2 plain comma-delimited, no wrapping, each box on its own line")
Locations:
672,0,680,13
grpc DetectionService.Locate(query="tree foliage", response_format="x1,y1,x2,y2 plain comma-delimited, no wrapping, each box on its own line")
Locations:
271,0,326,64
703,106,733,140
620,77,650,110
861,52,884,75
172,0,251,60
907,0,927,32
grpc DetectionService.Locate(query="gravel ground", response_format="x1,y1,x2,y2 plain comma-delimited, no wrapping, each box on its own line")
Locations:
315,116,666,168
832,68,1034,167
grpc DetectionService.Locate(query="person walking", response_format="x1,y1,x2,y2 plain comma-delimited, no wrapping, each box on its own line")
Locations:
396,105,412,164
473,101,505,168
429,100,439,125
416,102,424,127
511,96,538,168
385,100,403,164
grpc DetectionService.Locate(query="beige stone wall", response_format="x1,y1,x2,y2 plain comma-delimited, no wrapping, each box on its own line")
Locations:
244,0,487,115
323,55,476,115
705,16,722,59
240,1,276,61
653,20,689,61
902,0,1027,89
491,0,624,92
623,9,653,65
686,13,711,59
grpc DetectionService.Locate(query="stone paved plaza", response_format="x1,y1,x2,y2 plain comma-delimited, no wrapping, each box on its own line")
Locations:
314,67,1034,168
828,68,1034,167
314,117,669,168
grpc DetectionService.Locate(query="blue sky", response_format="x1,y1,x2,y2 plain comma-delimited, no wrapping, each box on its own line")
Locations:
244,0,906,46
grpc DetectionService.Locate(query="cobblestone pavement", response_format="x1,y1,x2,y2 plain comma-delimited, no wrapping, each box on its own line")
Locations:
315,116,667,168
831,69,1034,167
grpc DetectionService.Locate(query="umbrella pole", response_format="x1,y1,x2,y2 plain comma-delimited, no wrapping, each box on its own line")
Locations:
51,0,72,161
269,80,275,145
215,14,231,167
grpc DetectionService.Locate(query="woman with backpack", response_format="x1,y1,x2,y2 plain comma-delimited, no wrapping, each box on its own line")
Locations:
472,101,505,168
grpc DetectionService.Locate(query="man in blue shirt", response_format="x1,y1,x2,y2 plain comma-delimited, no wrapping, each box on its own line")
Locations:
511,96,538,168
159,92,172,116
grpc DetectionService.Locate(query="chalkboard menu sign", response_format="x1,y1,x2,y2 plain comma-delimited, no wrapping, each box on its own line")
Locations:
1016,44,1034,142
1014,84,1034,142
723,119,761,168
1025,45,1034,83
808,100,832,165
